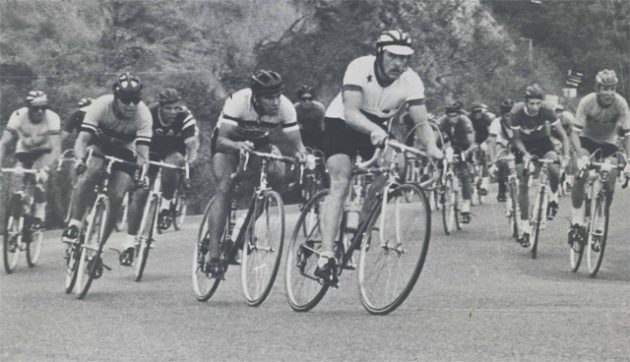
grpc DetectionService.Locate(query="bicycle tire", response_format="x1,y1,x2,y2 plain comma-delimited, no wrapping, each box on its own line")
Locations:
25,221,43,267
441,181,454,235
135,195,159,282
530,189,546,259
358,183,431,315
3,195,22,274
285,189,330,312
241,190,285,306
508,182,520,239
64,240,81,294
586,192,609,277
76,197,109,299
192,196,222,302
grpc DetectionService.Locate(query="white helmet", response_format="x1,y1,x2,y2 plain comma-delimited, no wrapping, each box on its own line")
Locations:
376,30,414,56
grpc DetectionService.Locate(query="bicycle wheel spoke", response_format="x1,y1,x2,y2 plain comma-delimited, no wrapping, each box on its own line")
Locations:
192,198,221,302
359,184,431,315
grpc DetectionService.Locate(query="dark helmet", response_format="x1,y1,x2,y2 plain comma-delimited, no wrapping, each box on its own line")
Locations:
25,90,48,107
77,97,93,108
250,70,283,97
297,84,315,99
524,83,544,100
445,101,463,114
158,88,182,105
113,72,143,103
499,98,514,114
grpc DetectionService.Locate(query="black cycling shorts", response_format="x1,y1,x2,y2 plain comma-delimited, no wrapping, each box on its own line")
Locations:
579,136,618,159
322,117,385,161
15,149,51,167
521,137,556,159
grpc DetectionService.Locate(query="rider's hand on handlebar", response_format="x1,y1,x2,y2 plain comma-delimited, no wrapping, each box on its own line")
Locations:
370,129,389,147
489,164,498,176
577,155,590,170
427,146,443,160
237,141,254,154
35,167,49,184
560,155,570,169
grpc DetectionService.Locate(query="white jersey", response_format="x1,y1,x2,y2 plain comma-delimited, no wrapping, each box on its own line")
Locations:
489,116,513,147
325,55,425,124
217,88,299,141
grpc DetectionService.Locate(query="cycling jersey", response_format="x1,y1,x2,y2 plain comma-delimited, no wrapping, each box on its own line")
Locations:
5,107,61,154
150,105,198,156
64,106,90,134
469,111,492,144
217,88,298,142
325,55,425,124
574,92,630,144
509,102,558,141
80,94,152,151
489,116,514,147
295,100,325,150
437,114,474,151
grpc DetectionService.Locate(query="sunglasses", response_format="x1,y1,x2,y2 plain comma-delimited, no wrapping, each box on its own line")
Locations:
446,113,459,118
301,97,313,101
118,95,141,105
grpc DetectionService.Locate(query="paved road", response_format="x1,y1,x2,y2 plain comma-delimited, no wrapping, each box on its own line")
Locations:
2,187,630,361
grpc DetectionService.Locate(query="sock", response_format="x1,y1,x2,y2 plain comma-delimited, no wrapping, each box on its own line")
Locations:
571,206,585,226
34,202,46,220
549,191,559,204
124,234,137,249
160,198,172,211
461,200,471,213
68,218,81,228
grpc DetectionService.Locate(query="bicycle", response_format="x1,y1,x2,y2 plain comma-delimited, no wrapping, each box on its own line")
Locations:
193,149,296,306
495,149,520,239
439,145,462,235
469,146,485,205
569,151,628,276
403,121,442,212
285,139,436,315
298,147,326,206
523,156,556,259
134,160,189,282
1,167,45,274
64,148,140,299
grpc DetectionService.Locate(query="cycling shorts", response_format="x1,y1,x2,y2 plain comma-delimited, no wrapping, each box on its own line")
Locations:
322,117,384,161
579,136,618,159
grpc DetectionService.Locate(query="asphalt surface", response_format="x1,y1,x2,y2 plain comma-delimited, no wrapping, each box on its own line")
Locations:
1,186,630,361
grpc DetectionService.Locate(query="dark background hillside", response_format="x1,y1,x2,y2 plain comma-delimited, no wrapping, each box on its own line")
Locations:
1,0,628,226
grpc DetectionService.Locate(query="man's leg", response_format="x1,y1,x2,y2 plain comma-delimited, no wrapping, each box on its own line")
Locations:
517,163,531,246
318,154,352,271
543,150,561,220
102,170,133,246
206,152,237,274
457,160,472,223
479,143,490,195
160,152,186,211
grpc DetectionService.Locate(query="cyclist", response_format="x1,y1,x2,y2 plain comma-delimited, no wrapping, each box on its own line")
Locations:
122,88,199,257
61,72,152,263
469,102,493,195
0,90,62,229
487,98,516,202
294,84,325,152
437,101,476,223
510,84,570,247
62,98,93,145
315,30,442,280
567,69,630,248
206,70,307,277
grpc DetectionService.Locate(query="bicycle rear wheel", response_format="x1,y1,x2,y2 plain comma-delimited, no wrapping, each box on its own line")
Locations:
192,197,222,302
358,183,431,315
173,194,187,231
441,180,459,235
135,195,159,282
3,196,23,274
241,190,285,306
76,197,109,299
25,220,43,267
285,189,329,312
586,193,609,277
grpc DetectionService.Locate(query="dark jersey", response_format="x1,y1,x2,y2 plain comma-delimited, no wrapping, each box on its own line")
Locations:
295,100,325,150
469,111,492,144
509,102,558,141
438,114,474,151
149,106,197,156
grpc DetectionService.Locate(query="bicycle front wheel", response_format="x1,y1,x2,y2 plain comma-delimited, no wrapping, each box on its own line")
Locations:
76,197,109,299
241,190,285,306
285,189,329,312
192,196,222,302
3,197,23,274
135,195,159,282
441,180,459,235
530,190,546,259
586,192,609,277
358,183,431,315
25,221,43,267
